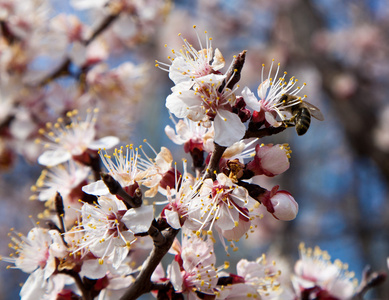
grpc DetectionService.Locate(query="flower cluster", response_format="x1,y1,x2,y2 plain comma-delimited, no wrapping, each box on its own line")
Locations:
291,243,358,299
3,22,382,300
0,0,169,169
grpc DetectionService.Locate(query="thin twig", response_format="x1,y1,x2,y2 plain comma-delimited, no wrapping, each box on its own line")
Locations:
243,125,286,139
119,227,179,300
204,142,227,180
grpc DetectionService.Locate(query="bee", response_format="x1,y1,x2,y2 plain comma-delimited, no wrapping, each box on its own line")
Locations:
278,94,324,135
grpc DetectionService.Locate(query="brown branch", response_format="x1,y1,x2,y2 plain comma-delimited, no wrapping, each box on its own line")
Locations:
352,266,387,299
204,142,227,179
119,227,179,300
100,173,142,208
243,125,286,139
219,50,247,91
59,270,93,300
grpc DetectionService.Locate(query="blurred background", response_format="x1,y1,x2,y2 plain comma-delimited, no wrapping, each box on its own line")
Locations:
1,0,388,298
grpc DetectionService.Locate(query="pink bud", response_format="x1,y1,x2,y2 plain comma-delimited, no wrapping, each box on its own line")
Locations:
271,190,298,221
246,144,290,177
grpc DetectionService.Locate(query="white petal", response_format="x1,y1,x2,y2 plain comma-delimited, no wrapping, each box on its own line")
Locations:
214,111,246,147
271,191,298,221
171,80,194,93
216,206,237,230
166,90,204,121
80,259,108,279
165,209,181,229
38,150,71,166
169,57,193,85
20,269,46,300
264,112,282,127
167,260,183,292
165,125,186,145
122,205,154,233
89,136,119,150
112,246,130,269
70,0,107,10
257,79,270,99
241,86,261,111
259,145,290,176
221,220,251,241
82,180,109,196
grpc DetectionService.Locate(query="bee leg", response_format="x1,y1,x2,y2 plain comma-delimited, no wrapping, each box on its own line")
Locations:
282,115,296,128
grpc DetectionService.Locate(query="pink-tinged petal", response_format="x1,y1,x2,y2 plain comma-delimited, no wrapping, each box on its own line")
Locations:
165,209,181,229
242,86,262,111
167,260,183,292
327,278,356,299
259,145,290,176
271,191,298,221
38,150,72,166
257,79,271,99
89,136,119,150
122,205,154,233
214,110,246,147
151,263,165,282
217,206,238,230
221,219,251,240
216,283,259,300
82,180,109,196
105,276,133,290
80,259,108,279
165,125,185,145
112,246,130,269
20,269,46,300
264,111,282,127
211,48,225,71
175,120,193,139
155,147,173,170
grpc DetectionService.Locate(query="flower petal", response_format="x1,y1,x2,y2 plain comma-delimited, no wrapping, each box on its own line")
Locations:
122,205,154,233
89,136,119,150
38,150,72,166
214,110,245,147
82,180,109,196
242,86,261,111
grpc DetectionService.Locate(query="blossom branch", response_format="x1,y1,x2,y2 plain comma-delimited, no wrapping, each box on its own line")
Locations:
237,180,267,202
54,192,66,234
60,270,93,300
101,173,142,208
243,125,287,139
352,266,387,299
37,10,121,86
220,50,247,91
148,224,166,246
119,227,180,300
204,142,227,179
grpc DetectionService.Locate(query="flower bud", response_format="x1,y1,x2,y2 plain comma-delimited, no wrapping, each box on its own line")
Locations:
246,144,290,177
270,190,298,221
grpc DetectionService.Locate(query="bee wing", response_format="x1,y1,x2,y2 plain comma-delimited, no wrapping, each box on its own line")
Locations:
302,101,324,121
